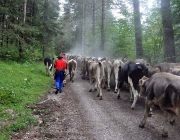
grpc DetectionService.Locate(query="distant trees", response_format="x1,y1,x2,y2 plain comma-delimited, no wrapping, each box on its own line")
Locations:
100,0,105,52
172,0,180,62
142,5,163,64
1,0,180,63
0,0,60,60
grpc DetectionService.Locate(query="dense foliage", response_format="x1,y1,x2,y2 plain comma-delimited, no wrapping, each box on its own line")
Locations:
1,0,180,62
0,0,61,60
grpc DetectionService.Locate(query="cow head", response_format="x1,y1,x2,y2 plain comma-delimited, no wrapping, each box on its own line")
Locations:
147,66,160,77
139,76,149,98
170,67,180,76
137,64,149,77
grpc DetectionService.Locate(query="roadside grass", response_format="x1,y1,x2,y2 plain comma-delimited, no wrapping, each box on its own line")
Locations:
0,60,54,140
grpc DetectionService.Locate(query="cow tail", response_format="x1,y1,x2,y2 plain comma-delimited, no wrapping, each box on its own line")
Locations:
98,61,104,78
164,84,179,109
74,60,77,71
110,65,114,78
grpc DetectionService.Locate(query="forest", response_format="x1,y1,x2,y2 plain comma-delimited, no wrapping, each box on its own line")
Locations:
0,0,180,64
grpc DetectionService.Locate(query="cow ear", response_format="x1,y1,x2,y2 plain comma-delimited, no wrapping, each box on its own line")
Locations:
139,76,148,86
155,67,160,72
138,65,142,69
139,79,143,86
170,67,173,73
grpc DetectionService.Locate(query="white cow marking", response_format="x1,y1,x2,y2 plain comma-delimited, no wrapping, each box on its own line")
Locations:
128,76,139,109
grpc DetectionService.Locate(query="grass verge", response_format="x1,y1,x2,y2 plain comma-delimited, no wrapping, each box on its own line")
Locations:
0,60,54,140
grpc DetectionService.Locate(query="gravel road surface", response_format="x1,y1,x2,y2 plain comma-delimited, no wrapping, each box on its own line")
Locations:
11,70,180,140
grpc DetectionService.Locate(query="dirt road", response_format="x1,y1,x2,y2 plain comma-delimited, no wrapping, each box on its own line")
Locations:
11,70,180,140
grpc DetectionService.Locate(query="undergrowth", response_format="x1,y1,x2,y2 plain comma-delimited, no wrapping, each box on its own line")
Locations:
0,60,54,140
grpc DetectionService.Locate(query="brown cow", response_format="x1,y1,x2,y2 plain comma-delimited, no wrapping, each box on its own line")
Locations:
139,72,180,137
111,59,125,93
170,66,180,76
88,60,105,100
102,59,113,91
155,62,180,72
147,65,160,77
67,59,77,82
81,57,91,80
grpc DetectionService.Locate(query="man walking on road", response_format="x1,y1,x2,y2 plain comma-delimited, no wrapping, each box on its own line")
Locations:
54,54,67,94
61,53,67,87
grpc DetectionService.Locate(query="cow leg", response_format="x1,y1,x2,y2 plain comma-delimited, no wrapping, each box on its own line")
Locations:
48,69,51,76
89,78,93,92
72,71,74,83
107,77,110,92
162,111,169,137
129,87,133,103
47,68,49,76
102,78,106,89
86,69,89,80
81,69,86,79
49,64,52,75
96,81,100,97
94,80,97,91
80,69,83,75
117,89,121,99
114,68,118,93
97,79,103,100
131,89,138,110
148,108,153,117
69,73,71,81
128,76,138,109
169,114,175,125
139,98,151,128
114,78,118,93
107,68,111,92
117,81,124,99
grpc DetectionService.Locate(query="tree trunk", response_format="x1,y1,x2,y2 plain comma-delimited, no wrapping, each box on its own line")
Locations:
92,0,96,55
1,14,5,48
133,0,143,58
161,0,176,62
1,1,5,48
92,0,96,36
81,0,85,55
24,0,27,24
42,0,47,58
100,0,105,52
19,0,27,59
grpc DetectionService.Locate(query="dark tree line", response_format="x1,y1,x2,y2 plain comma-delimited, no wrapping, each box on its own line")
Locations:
0,0,179,63
0,0,60,60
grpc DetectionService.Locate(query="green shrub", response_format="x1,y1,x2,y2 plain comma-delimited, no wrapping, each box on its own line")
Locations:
0,87,20,105
0,60,53,140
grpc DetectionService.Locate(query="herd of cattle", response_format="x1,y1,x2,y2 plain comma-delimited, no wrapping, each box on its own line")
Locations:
44,54,180,138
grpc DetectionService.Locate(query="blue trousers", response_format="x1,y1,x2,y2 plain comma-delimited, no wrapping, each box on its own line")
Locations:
55,70,64,91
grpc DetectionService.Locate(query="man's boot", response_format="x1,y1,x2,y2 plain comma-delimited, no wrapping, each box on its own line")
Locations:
55,89,59,94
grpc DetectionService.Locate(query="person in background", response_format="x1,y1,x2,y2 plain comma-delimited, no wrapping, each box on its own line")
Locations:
61,53,67,86
54,54,67,94
61,53,66,60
